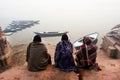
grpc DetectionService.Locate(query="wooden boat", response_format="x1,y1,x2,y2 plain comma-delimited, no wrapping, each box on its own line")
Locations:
73,32,99,50
106,30,119,37
101,25,120,58
4,20,39,36
34,31,69,37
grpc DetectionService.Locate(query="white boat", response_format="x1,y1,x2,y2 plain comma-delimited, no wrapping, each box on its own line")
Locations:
34,31,69,37
5,32,14,36
73,32,99,50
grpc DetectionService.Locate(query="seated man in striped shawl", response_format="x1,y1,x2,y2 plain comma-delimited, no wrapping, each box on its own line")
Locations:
75,37,101,71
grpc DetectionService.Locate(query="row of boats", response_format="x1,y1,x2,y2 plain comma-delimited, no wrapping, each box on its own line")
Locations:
3,20,39,35
3,20,99,50
3,20,120,58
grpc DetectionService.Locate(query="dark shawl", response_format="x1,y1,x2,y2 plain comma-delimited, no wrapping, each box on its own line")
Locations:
26,42,51,71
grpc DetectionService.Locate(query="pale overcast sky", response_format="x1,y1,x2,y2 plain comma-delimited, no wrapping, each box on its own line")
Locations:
0,0,120,18
0,0,120,29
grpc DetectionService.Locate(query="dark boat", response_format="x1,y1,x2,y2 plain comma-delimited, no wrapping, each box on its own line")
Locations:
73,32,99,50
34,31,69,37
4,20,39,36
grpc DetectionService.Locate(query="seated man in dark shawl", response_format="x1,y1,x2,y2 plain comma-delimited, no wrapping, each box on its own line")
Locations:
26,35,51,72
75,37,101,71
54,34,76,72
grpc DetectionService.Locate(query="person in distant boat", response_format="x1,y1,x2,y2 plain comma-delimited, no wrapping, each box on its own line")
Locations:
54,34,76,72
26,35,51,72
75,36,101,71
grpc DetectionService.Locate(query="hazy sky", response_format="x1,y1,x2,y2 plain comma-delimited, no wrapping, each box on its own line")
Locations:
1,0,120,45
0,0,120,18
0,0,120,29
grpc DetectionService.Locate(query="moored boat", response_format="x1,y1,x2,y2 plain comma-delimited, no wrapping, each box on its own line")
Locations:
34,31,69,37
101,24,120,58
3,20,40,36
73,32,99,50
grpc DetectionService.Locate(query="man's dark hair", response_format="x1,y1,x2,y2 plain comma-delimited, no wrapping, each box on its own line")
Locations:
61,34,68,41
33,35,41,42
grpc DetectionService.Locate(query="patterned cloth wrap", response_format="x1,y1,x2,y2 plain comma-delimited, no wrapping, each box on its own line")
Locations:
76,44,97,68
76,36,98,69
55,40,76,72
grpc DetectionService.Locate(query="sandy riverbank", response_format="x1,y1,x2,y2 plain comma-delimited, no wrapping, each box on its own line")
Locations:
0,43,120,80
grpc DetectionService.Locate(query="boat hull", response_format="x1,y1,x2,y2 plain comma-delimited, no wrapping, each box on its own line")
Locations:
34,31,68,37
73,32,99,50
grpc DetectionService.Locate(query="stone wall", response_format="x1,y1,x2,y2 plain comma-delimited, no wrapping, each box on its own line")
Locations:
0,27,12,69
101,36,120,58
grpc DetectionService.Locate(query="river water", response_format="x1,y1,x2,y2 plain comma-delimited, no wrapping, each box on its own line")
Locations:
1,20,115,46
